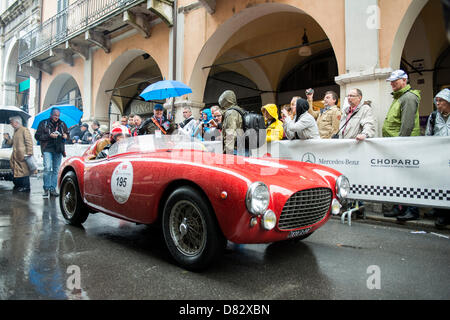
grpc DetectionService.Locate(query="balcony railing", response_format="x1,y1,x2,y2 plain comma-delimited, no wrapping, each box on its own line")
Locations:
18,0,146,65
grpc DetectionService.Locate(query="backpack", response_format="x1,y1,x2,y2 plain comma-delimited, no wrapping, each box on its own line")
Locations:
227,107,267,149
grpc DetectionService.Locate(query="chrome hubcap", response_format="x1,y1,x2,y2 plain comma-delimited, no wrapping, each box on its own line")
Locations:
179,218,188,238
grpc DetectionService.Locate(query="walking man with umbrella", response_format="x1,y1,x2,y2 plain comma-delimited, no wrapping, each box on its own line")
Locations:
34,108,69,198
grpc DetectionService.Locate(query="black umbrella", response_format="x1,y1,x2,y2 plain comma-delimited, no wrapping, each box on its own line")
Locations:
0,106,31,125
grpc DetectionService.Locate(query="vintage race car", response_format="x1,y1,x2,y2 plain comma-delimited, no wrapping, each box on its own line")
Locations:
58,135,350,270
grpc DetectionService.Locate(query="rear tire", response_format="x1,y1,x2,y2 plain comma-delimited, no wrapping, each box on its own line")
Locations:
59,171,89,225
162,186,226,271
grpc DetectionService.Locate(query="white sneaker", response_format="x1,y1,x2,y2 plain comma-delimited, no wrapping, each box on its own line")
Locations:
42,190,50,199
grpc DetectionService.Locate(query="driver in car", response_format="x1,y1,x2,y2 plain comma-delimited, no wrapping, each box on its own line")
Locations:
87,125,130,160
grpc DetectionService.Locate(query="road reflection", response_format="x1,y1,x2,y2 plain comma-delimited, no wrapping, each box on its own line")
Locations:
0,187,90,300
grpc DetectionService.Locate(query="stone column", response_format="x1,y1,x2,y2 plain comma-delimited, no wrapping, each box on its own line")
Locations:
336,0,394,137
83,48,93,122
335,69,393,137
164,97,204,125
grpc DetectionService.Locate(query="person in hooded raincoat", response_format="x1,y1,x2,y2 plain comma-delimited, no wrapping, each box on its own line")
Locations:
282,98,320,140
192,108,213,141
261,104,284,142
424,88,450,229
219,90,245,154
425,88,450,137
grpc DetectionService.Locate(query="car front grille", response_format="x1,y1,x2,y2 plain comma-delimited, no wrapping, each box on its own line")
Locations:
278,188,332,230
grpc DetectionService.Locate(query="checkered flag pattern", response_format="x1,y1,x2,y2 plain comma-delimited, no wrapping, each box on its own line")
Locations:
351,185,450,201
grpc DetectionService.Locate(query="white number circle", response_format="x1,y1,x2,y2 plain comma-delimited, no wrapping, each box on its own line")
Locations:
111,161,133,204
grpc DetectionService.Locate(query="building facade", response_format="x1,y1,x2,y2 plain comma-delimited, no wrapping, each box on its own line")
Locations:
0,0,41,135
2,0,449,136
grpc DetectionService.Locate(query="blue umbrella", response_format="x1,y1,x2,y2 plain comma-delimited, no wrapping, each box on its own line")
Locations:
139,80,192,101
31,105,83,130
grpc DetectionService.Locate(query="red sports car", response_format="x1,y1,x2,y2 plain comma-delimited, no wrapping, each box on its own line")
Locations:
58,135,349,270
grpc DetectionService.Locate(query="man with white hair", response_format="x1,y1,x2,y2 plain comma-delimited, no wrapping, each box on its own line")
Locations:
177,106,196,136
9,116,34,192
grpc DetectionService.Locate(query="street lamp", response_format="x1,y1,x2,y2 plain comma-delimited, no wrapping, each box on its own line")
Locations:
298,29,312,57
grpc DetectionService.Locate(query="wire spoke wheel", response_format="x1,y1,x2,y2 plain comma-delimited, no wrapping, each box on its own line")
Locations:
162,186,227,270
59,171,89,225
169,200,207,257
62,179,77,219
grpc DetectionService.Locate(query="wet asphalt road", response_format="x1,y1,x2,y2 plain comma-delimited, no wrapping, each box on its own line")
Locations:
0,177,449,300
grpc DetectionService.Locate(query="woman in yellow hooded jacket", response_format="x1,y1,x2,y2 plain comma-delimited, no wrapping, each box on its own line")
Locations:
261,104,284,142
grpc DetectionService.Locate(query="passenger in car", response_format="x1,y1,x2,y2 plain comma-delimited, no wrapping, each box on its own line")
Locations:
87,125,130,160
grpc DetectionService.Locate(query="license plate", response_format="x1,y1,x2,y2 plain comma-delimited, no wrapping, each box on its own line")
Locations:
288,228,311,239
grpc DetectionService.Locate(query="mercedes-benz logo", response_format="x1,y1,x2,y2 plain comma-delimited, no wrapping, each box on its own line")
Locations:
301,153,316,164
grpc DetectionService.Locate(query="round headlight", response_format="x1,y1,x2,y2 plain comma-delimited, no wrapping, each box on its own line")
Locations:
246,182,270,215
336,175,350,202
262,210,277,230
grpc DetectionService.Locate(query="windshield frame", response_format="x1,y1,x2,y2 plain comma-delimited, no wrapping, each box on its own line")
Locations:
108,134,222,158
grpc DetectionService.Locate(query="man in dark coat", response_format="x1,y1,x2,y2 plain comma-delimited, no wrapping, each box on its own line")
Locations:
34,108,69,198
141,104,175,135
77,123,92,144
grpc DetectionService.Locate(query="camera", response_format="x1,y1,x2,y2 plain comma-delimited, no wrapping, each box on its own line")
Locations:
305,88,314,95
52,131,61,136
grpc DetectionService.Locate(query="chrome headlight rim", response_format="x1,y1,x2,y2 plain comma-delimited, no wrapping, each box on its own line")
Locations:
245,182,270,216
336,175,350,203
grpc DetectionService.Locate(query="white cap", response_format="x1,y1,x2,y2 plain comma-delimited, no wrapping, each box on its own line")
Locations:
386,70,408,82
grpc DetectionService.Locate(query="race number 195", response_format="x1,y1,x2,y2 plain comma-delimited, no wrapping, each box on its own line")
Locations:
111,162,133,204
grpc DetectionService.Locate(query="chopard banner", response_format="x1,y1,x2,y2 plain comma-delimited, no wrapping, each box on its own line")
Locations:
254,137,450,209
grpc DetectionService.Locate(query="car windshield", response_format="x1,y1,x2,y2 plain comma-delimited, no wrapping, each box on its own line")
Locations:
108,134,222,157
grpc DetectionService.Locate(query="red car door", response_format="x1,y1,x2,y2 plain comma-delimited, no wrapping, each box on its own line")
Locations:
83,159,110,209
99,155,162,224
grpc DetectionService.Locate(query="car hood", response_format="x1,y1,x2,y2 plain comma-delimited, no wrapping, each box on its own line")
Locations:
124,150,342,193
216,155,341,191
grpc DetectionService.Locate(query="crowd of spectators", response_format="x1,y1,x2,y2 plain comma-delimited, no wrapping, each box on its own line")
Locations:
6,69,445,225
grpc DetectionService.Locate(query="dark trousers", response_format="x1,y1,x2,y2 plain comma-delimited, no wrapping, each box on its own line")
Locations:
434,208,450,218
13,176,30,189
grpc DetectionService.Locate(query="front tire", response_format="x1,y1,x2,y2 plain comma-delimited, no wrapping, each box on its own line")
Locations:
162,186,226,271
59,171,89,225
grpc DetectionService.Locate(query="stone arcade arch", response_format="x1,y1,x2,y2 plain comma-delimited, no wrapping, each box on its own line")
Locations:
389,0,429,71
434,46,450,93
42,73,83,111
395,0,448,120
3,37,22,107
188,2,343,109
